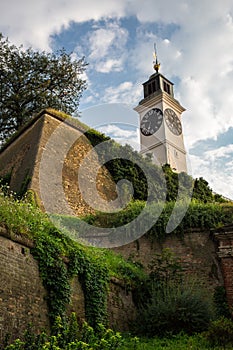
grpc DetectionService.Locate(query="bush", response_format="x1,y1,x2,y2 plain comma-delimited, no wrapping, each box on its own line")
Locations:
135,280,213,337
3,315,123,350
214,286,231,319
204,317,233,349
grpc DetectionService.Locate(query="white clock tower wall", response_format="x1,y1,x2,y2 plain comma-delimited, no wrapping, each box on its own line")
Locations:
134,49,187,173
166,143,187,173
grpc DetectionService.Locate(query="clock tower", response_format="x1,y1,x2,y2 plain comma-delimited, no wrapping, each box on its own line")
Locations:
134,45,187,173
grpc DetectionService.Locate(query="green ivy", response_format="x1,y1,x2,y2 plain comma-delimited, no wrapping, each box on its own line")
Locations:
67,247,109,327
82,200,233,241
31,229,71,324
85,130,227,204
0,188,144,330
31,224,110,328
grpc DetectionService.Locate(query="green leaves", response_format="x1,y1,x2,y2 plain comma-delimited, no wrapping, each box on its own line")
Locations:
85,130,166,202
3,316,124,350
85,130,225,206
204,317,233,348
0,186,147,333
82,200,233,241
0,33,87,142
135,279,213,337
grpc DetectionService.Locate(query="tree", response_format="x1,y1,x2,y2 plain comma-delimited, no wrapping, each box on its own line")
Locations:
0,33,87,142
192,177,213,202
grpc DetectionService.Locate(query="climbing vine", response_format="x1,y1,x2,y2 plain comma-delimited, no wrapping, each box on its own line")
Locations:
0,188,144,329
1,185,232,333
31,228,71,324
31,224,110,328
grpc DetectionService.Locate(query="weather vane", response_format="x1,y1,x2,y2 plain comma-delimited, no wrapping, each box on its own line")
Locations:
153,42,160,73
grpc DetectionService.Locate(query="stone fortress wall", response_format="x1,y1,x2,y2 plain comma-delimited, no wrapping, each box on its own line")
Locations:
1,224,233,343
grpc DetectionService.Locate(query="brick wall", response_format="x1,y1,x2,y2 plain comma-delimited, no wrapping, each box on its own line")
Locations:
214,225,233,309
1,225,232,342
0,231,49,343
221,258,233,307
113,229,223,293
0,228,135,342
108,277,136,331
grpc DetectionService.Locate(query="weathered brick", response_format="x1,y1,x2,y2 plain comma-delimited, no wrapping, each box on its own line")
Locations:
0,235,49,343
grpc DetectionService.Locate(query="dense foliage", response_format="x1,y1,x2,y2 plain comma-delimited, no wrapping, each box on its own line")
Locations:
85,129,166,202
121,332,230,350
133,249,214,337
82,200,233,241
204,317,233,348
85,129,227,204
214,286,232,319
0,190,145,330
1,190,233,348
3,315,233,349
2,315,123,350
0,33,87,142
136,278,213,336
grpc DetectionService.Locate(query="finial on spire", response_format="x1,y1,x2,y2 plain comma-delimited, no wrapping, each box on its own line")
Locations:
153,42,160,73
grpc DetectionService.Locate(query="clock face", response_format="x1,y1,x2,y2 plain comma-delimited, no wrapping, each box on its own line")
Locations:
164,108,182,136
140,108,163,136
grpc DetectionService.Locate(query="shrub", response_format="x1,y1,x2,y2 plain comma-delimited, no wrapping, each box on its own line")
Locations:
204,317,233,349
214,286,231,319
135,280,213,337
3,315,123,350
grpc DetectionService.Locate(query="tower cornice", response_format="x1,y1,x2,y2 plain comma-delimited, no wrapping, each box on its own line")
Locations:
134,91,185,115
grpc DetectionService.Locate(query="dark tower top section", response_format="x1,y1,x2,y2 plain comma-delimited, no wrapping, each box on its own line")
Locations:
141,43,174,102
142,72,174,100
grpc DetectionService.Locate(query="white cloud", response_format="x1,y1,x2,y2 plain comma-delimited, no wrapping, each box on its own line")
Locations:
95,58,124,73
85,21,128,73
125,0,190,24
190,153,233,200
89,29,116,60
0,0,128,50
88,23,127,59
102,81,142,105
99,124,136,138
204,144,233,161
189,142,233,199
97,124,140,150
226,159,233,170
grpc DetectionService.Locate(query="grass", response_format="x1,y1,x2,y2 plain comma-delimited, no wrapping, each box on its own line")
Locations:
120,333,225,349
0,189,146,283
51,199,233,242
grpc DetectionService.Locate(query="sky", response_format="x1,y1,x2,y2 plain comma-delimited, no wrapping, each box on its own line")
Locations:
1,0,233,199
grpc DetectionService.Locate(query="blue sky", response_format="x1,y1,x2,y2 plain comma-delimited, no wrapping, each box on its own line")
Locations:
1,0,233,199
